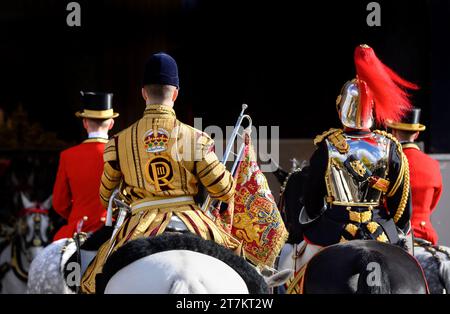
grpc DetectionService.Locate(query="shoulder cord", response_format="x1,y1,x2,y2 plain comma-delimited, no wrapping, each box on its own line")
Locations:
373,130,410,223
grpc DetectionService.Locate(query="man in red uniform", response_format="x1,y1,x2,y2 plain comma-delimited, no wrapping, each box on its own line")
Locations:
52,92,119,241
388,108,443,245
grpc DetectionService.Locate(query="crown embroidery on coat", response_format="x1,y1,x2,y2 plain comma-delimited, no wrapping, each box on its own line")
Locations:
143,128,170,153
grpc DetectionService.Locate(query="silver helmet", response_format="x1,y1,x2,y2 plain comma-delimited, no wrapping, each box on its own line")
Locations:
336,79,374,130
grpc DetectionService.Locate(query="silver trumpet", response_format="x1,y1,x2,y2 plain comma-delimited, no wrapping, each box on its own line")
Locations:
201,104,252,217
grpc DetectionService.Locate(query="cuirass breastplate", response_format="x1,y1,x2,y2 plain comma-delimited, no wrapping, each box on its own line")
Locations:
325,132,390,206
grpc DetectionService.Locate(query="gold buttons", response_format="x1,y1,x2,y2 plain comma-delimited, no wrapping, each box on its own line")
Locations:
420,221,426,227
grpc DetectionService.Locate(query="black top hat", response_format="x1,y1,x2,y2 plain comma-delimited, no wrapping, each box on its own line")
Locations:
75,92,119,119
386,108,426,132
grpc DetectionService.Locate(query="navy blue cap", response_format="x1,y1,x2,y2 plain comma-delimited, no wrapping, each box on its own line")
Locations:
143,52,179,89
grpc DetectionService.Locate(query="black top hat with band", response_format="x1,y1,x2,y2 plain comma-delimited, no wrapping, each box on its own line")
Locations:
75,91,119,119
386,108,426,132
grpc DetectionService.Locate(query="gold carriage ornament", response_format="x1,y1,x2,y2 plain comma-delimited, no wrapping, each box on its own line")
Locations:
201,104,252,218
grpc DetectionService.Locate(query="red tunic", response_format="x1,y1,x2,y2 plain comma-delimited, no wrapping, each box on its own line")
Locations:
52,139,108,241
404,143,443,245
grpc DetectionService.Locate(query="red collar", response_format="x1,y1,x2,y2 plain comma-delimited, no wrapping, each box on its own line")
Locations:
402,142,421,151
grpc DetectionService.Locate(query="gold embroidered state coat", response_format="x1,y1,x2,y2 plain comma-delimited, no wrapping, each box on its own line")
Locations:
81,104,241,293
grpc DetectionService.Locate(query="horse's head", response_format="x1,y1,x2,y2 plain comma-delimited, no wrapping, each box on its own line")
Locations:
257,265,293,288
11,170,35,210
279,164,310,244
17,192,52,260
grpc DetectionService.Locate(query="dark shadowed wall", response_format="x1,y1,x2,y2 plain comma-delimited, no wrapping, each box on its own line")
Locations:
1,0,447,152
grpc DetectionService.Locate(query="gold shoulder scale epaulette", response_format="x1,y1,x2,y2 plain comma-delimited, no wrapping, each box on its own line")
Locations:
314,128,349,154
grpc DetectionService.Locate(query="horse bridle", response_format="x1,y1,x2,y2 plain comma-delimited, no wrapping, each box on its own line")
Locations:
19,208,50,251
292,242,307,272
4,208,50,283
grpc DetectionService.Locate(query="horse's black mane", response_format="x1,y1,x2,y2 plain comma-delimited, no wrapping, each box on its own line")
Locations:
81,225,113,251
304,240,428,294
62,226,113,292
99,233,269,294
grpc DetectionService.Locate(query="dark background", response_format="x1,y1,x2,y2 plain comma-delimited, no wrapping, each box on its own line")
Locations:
0,0,449,152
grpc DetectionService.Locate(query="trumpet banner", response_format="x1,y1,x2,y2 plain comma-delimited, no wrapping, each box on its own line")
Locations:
220,142,288,267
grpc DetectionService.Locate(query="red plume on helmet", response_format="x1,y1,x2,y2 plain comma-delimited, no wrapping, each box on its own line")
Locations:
354,45,419,126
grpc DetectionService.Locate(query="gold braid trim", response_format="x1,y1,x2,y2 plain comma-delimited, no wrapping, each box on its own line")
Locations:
373,130,410,223
393,154,409,223
286,264,308,294
387,159,405,197
402,143,420,151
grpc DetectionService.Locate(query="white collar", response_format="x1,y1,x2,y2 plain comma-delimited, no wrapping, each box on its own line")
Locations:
88,131,108,139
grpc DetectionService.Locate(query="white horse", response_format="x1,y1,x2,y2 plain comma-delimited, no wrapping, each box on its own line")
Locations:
106,250,250,293
28,231,291,294
27,238,77,294
27,226,112,294
414,239,450,294
0,193,51,294
101,233,291,294
28,197,291,295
